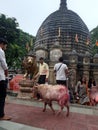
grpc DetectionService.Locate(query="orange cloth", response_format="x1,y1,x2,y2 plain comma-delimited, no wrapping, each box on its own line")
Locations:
9,74,23,91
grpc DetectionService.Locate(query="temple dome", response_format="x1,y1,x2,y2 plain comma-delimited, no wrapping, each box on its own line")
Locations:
34,0,92,56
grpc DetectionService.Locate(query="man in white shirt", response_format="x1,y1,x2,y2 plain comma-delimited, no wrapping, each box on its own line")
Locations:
54,57,68,86
0,38,11,120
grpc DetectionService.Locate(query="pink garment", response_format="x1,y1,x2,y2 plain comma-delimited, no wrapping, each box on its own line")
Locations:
89,86,98,105
95,93,98,102
9,74,23,91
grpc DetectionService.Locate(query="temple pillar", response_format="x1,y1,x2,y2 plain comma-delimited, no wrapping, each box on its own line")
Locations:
83,52,90,81
93,54,98,84
68,50,78,87
49,45,62,84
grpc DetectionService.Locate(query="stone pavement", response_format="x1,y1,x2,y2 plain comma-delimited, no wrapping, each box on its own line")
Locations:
0,95,98,130
0,121,45,130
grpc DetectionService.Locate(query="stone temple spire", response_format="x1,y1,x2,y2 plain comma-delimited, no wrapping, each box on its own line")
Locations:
59,0,67,11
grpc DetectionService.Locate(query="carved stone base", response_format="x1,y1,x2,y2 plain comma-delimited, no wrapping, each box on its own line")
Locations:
17,79,34,99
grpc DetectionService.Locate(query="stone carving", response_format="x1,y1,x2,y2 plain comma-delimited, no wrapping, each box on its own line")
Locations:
36,50,46,60
22,55,38,79
18,55,39,99
50,49,62,61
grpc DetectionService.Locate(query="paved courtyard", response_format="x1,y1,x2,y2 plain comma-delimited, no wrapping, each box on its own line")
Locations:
0,95,98,130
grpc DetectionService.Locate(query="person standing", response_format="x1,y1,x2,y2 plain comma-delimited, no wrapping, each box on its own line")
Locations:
34,57,49,100
54,56,68,86
0,38,11,120
34,57,49,84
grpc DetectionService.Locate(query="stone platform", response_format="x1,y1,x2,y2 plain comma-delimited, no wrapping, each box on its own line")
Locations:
1,95,98,130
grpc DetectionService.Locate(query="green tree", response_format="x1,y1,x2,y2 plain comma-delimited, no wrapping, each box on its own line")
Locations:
90,26,98,55
0,14,35,70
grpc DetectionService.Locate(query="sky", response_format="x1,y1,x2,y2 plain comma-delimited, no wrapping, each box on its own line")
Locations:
0,0,98,36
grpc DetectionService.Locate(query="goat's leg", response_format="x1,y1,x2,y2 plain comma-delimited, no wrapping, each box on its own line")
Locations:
65,102,69,117
57,105,64,115
43,102,47,112
48,102,55,114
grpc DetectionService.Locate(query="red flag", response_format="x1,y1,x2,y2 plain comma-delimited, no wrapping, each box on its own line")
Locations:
96,40,98,46
58,27,61,37
75,34,79,43
26,42,30,51
40,28,43,36
30,38,33,47
86,37,90,45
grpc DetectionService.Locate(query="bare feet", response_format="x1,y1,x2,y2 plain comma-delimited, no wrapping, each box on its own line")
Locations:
0,115,11,120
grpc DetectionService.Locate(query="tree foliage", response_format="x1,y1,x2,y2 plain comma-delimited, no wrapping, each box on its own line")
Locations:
0,14,35,70
90,26,98,55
